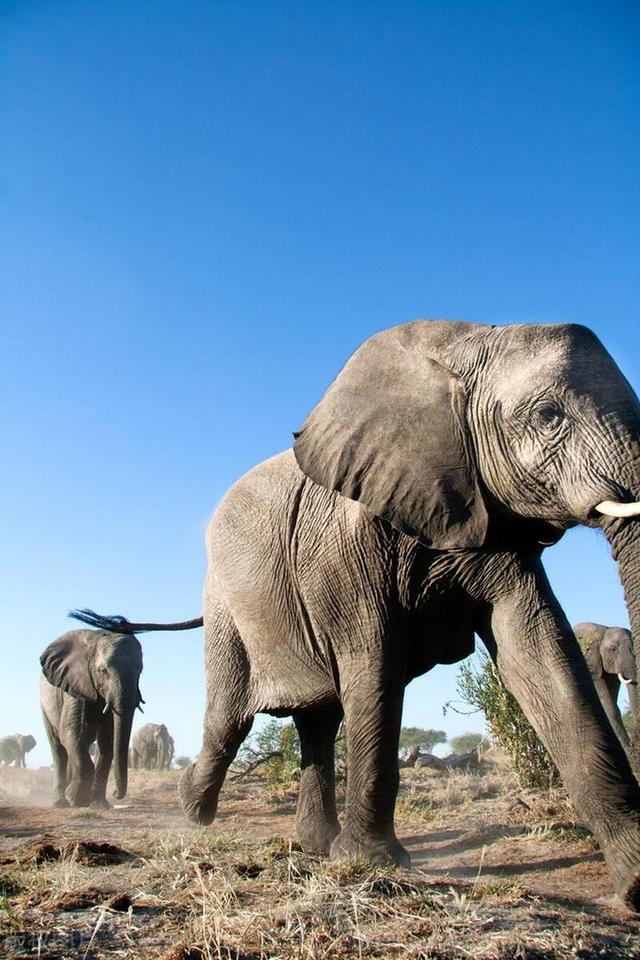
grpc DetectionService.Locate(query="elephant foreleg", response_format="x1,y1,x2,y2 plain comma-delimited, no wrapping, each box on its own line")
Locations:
331,651,409,868
92,717,114,808
480,558,640,910
63,701,96,807
42,714,69,808
293,707,342,855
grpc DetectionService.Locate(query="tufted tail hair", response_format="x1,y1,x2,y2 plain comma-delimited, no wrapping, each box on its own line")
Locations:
69,608,203,634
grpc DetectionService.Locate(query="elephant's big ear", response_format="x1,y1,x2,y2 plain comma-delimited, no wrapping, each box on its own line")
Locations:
40,632,97,700
293,323,489,549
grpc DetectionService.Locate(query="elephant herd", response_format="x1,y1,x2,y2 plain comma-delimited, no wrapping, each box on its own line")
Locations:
18,319,640,911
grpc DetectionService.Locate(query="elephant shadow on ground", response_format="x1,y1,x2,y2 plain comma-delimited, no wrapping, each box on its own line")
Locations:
403,823,603,879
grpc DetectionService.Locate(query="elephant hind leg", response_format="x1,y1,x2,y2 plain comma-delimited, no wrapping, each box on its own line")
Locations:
293,708,342,855
179,605,253,826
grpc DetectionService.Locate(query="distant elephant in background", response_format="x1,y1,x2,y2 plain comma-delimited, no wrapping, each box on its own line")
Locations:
130,723,174,770
39,624,144,807
574,622,637,750
0,734,36,768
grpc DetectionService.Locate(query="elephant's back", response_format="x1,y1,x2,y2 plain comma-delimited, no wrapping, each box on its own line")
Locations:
206,449,352,573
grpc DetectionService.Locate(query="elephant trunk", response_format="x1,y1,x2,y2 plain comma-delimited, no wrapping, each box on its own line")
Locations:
605,516,640,766
112,702,136,800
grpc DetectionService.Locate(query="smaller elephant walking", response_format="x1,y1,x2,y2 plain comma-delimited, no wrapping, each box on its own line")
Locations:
40,623,144,807
574,622,637,751
130,723,174,770
0,734,36,768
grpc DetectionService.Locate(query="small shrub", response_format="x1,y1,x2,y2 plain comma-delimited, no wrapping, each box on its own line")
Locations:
457,653,560,789
237,719,301,786
174,755,191,770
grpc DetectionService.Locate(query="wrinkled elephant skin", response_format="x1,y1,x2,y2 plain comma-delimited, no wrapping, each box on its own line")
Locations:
86,320,640,908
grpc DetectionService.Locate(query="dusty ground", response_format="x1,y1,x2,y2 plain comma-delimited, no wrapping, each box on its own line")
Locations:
1,758,639,959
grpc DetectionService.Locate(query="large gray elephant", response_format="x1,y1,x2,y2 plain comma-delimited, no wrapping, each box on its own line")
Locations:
0,734,36,768
574,622,637,750
83,320,640,909
39,627,145,807
130,723,174,769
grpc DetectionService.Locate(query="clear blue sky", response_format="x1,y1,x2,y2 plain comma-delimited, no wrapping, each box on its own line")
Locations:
1,1,639,767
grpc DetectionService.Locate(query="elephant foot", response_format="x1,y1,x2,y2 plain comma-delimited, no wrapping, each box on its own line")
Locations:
330,827,411,869
619,873,640,912
297,818,341,856
604,840,640,912
91,797,111,810
179,763,219,825
53,797,70,809
65,777,93,807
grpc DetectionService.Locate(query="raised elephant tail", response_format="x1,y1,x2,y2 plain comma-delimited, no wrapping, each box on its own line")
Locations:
68,608,203,634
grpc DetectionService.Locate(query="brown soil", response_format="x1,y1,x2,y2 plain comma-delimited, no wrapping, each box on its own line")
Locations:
1,761,639,958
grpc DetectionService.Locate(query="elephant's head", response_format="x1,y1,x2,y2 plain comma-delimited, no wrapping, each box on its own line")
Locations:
294,321,640,746
575,621,637,708
19,735,36,754
40,629,143,798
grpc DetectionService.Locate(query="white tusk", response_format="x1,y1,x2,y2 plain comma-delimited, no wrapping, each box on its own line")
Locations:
102,702,111,714
595,500,640,518
618,673,634,685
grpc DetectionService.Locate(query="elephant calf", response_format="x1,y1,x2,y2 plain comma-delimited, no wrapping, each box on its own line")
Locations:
574,622,637,751
0,734,36,768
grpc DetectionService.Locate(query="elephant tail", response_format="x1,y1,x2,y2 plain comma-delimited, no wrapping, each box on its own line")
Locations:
69,608,203,634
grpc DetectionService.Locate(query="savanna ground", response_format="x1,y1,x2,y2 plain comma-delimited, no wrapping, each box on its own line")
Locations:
1,754,639,959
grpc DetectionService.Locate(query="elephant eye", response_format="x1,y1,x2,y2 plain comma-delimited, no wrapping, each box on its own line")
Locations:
533,402,564,432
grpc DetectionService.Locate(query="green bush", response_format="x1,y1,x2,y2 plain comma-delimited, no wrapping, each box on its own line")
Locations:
239,719,301,785
457,653,560,789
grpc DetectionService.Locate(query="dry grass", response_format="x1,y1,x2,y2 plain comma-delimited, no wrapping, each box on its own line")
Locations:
1,761,639,958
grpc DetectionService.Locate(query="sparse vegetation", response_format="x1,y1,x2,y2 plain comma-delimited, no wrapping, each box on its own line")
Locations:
0,764,636,958
235,718,301,786
174,755,191,770
457,653,561,789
